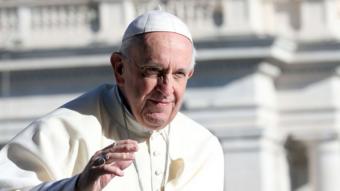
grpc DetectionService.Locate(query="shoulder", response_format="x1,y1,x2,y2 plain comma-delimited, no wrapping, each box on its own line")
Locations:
37,107,102,136
11,84,116,145
62,84,114,115
169,112,223,181
171,112,216,141
10,108,102,150
170,112,222,156
39,84,115,133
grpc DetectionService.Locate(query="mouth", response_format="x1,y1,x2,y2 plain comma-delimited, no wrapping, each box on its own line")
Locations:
148,99,173,105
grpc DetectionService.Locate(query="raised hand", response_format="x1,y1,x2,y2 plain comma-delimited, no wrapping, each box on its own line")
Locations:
76,139,138,191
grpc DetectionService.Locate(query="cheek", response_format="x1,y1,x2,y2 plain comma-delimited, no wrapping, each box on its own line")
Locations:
131,78,158,103
141,79,158,95
174,82,188,103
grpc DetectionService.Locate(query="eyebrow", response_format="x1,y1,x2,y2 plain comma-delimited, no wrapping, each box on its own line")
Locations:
141,62,191,73
139,61,162,68
136,56,192,72
176,68,190,73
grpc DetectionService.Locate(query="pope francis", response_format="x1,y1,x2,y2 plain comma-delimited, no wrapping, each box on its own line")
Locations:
0,10,224,191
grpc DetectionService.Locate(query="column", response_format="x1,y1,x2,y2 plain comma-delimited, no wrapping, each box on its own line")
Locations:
305,130,340,191
221,62,289,191
17,5,31,47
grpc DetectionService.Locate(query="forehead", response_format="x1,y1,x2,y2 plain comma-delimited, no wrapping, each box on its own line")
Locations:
132,32,193,66
144,32,192,51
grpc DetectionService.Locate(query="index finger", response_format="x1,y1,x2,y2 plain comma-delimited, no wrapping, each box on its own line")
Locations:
102,139,138,151
116,139,138,145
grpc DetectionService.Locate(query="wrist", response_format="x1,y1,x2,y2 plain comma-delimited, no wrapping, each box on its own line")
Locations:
75,174,81,191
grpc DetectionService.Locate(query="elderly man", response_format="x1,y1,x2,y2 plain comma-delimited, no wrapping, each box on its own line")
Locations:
0,10,224,191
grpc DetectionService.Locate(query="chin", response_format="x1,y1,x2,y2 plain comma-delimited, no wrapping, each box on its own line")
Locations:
143,116,169,130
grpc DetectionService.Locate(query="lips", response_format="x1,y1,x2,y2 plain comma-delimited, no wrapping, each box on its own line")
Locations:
149,99,173,105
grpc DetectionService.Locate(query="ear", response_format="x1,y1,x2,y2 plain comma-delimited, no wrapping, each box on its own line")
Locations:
110,52,125,85
187,69,194,79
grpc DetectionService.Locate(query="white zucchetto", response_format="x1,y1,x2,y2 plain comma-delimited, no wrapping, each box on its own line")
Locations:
122,10,192,42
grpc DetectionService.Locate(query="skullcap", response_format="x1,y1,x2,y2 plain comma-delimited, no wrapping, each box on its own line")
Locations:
122,10,192,42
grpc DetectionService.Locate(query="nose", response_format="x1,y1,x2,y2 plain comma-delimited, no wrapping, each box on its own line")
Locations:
157,74,174,96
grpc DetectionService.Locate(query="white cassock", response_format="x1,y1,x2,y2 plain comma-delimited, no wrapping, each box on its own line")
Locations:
0,84,224,191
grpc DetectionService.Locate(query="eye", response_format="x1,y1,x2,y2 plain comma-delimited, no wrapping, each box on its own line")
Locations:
141,67,161,77
173,71,186,79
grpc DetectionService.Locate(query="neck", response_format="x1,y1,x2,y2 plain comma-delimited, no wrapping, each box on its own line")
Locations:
114,86,153,138
117,87,133,114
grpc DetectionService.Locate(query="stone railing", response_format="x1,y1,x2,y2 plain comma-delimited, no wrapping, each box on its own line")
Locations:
0,0,129,49
1,0,340,49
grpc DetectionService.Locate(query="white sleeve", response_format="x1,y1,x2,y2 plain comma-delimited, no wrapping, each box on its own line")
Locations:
0,116,95,191
29,175,79,191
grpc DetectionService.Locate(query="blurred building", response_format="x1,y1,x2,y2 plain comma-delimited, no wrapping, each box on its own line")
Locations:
1,0,340,191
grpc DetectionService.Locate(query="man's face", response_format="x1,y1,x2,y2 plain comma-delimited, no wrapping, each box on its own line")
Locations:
116,32,193,130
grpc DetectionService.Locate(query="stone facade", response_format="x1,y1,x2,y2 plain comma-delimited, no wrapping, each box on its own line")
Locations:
1,0,340,191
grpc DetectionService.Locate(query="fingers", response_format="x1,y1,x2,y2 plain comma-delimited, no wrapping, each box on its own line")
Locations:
100,139,138,163
89,140,137,175
99,163,127,177
101,139,138,153
105,152,135,163
92,139,138,167
108,143,138,153
76,139,138,190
